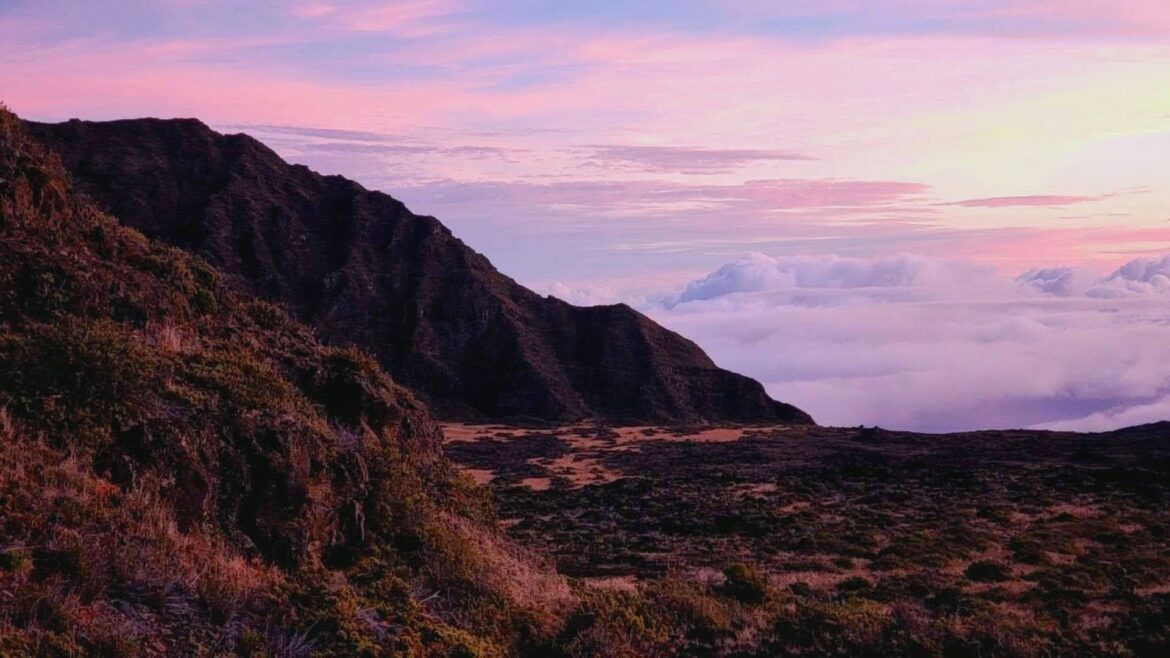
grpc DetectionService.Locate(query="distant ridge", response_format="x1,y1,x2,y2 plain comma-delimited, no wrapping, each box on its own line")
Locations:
28,117,813,424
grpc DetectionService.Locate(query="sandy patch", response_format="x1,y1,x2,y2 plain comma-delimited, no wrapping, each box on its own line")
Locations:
613,426,775,444
520,477,552,491
540,454,622,487
443,422,792,447
1048,502,1102,519
441,423,507,443
561,433,610,451
464,468,496,485
440,422,588,443
443,422,799,490
732,482,778,497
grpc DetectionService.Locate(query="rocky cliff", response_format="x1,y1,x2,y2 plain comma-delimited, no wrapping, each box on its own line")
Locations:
27,117,813,424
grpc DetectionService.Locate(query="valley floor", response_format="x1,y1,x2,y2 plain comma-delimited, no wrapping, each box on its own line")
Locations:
442,421,1170,653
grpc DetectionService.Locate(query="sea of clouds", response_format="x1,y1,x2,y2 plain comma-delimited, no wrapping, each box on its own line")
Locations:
629,253,1170,433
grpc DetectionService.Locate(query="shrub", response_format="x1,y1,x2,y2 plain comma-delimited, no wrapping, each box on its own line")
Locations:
719,563,771,604
965,560,1012,583
0,318,168,436
837,575,874,594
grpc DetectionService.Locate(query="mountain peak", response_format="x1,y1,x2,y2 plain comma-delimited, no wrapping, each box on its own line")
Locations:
27,116,813,425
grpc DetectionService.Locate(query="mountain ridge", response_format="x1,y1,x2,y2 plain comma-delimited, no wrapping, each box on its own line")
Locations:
26,116,813,425
0,105,567,655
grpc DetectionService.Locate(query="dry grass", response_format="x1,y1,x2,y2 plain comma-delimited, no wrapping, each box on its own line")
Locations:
440,513,576,616
143,321,191,354
1048,502,1102,519
0,406,14,442
119,481,283,613
0,429,282,610
581,576,639,593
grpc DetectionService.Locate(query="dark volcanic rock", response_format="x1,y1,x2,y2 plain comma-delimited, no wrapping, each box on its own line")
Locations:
27,117,813,424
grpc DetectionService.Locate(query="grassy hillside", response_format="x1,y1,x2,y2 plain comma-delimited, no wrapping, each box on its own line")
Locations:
0,105,573,656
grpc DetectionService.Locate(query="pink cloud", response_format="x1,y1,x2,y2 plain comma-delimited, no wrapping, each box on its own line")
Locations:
400,178,929,224
332,0,458,35
715,0,1170,38
292,2,337,19
581,145,815,174
1008,0,1170,37
943,195,1099,208
0,34,483,131
933,226,1170,272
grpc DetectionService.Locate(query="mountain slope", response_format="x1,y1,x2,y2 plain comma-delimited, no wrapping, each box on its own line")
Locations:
26,117,812,425
0,106,567,656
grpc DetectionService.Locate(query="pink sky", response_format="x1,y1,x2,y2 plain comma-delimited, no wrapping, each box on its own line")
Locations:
4,0,1170,288
4,0,1170,430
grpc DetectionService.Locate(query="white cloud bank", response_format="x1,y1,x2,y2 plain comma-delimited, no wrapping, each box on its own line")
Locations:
636,253,1170,433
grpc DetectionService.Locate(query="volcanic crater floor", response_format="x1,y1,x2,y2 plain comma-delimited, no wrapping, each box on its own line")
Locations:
442,421,1170,635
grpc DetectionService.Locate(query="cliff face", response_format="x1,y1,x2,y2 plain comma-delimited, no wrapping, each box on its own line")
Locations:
27,118,813,424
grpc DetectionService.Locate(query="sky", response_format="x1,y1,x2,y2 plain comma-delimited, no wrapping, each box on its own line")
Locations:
4,0,1170,432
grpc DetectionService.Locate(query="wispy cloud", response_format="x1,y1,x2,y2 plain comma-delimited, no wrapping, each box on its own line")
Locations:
943,194,1099,208
579,144,814,174
304,0,459,36
223,123,398,143
292,2,337,19
402,177,928,213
